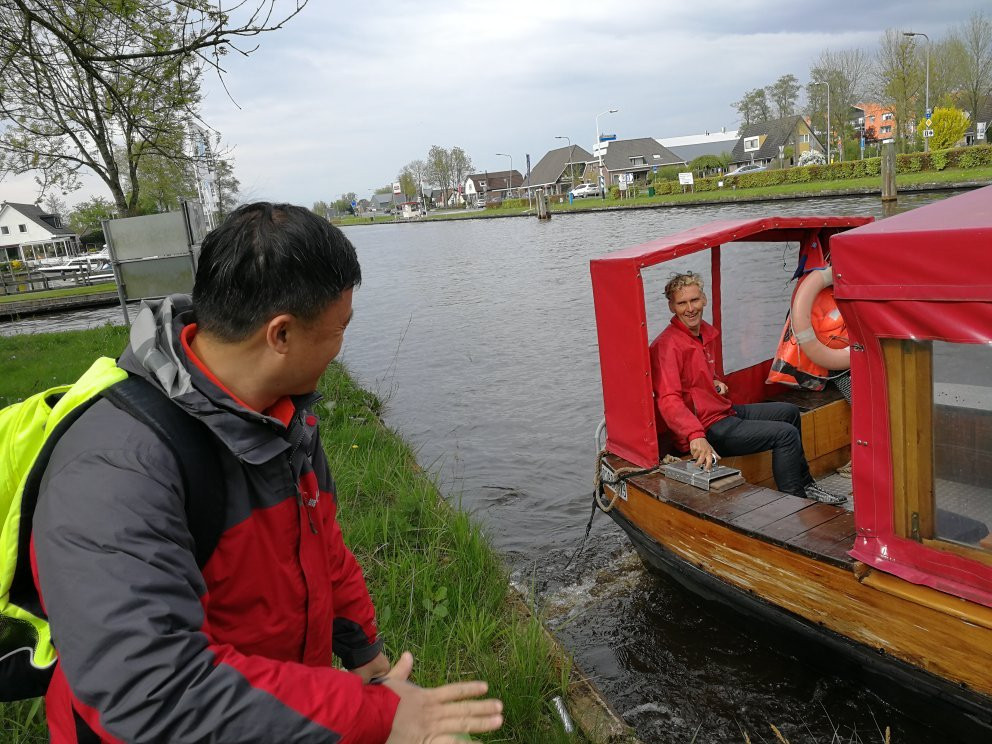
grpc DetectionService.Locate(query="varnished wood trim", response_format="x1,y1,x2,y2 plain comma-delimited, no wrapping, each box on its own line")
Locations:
921,537,992,568
860,567,992,631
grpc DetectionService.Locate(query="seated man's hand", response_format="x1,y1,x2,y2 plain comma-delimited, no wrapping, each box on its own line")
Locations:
689,437,720,471
713,380,729,396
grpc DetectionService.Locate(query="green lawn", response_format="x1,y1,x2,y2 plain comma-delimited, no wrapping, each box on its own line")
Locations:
0,282,116,305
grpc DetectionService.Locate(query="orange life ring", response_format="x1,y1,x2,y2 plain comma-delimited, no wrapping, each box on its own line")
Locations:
790,267,850,371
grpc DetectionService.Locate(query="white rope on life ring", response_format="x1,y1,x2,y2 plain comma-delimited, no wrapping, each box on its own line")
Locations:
790,267,851,371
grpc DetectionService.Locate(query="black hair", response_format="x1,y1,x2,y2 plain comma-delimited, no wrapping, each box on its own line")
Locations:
192,202,362,341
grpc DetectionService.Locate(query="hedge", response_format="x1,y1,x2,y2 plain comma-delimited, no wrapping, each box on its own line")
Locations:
646,144,992,196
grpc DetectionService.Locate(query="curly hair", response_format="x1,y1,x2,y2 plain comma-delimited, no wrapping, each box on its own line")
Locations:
664,272,705,301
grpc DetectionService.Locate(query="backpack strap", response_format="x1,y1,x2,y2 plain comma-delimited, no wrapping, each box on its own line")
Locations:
13,376,226,616
100,376,226,569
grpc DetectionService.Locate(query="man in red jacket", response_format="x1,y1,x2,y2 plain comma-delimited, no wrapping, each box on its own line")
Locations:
33,203,504,742
649,272,845,505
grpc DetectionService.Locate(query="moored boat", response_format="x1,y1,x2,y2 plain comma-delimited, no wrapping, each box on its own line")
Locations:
589,185,992,732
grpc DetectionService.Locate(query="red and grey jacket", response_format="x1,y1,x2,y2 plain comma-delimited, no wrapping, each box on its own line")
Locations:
31,295,399,743
649,316,734,452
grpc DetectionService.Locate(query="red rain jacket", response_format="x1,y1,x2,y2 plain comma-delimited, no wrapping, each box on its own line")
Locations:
649,316,734,452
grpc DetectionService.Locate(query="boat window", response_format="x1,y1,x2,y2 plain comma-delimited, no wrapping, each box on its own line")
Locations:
883,339,992,559
719,241,799,373
932,341,992,553
641,257,711,347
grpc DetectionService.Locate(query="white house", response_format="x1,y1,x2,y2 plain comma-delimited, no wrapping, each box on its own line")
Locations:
0,202,80,263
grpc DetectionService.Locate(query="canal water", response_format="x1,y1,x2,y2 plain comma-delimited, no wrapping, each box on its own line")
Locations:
1,192,972,742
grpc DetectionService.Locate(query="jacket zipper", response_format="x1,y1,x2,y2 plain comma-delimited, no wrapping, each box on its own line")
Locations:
288,414,319,535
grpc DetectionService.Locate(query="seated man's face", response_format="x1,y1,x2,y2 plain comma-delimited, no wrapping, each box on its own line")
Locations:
669,285,706,335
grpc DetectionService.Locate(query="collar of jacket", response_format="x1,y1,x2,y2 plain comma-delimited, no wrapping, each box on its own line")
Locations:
668,314,718,345
118,294,321,466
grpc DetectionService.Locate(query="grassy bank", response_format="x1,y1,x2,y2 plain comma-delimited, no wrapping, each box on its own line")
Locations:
0,282,116,305
333,164,992,225
0,326,594,743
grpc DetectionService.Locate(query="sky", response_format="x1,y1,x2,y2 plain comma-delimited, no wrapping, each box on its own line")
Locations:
1,0,987,209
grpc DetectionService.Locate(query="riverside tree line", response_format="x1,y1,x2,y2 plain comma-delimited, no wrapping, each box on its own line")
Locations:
0,1,300,225
733,12,992,159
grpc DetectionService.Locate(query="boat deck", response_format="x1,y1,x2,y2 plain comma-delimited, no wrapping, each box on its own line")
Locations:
603,457,857,568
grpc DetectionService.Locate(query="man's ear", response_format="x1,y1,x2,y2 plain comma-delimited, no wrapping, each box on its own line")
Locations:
264,314,295,355
701,292,708,308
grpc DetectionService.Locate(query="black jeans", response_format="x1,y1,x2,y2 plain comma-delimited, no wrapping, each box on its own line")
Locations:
705,402,811,497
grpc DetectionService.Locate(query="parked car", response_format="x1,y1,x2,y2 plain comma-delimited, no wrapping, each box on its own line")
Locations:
726,163,767,176
569,183,602,199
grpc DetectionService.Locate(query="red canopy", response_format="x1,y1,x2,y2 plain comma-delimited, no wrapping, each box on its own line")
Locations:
590,216,870,467
832,184,992,606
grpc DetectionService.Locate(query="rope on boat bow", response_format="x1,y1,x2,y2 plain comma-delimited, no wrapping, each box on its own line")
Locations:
562,450,672,572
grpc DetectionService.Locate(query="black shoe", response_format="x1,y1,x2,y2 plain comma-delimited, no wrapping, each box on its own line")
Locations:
804,483,847,505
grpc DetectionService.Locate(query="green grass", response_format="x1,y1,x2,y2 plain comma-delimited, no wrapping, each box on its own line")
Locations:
0,327,590,743
0,282,117,305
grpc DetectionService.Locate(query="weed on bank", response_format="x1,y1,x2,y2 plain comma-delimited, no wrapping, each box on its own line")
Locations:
0,326,582,743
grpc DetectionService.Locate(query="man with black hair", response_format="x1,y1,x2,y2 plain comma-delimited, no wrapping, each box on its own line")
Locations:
33,203,503,743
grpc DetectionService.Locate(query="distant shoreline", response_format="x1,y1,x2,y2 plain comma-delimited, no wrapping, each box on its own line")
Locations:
337,178,990,226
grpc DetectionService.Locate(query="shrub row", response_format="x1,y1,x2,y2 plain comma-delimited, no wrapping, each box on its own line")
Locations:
646,144,992,196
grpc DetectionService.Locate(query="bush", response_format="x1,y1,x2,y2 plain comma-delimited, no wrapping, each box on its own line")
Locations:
797,150,825,166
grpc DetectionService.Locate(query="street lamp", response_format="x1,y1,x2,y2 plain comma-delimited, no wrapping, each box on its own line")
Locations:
495,153,513,198
812,81,830,164
904,31,931,152
554,135,576,190
595,108,619,199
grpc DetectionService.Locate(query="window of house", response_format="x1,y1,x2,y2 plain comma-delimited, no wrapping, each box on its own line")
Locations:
0,226,8,235
883,113,894,121
881,126,892,134
744,137,760,151
629,157,646,166
883,339,992,560
870,115,876,123
18,224,27,233
799,134,810,143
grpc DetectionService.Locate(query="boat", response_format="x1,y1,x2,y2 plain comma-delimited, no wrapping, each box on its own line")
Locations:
589,185,992,733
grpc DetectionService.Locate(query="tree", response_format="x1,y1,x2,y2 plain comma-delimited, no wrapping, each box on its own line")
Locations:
119,129,199,214
733,88,770,128
0,2,306,214
766,74,801,118
952,11,992,125
808,48,872,162
924,107,970,149
449,147,473,197
332,193,357,215
311,201,329,219
397,170,417,201
212,158,240,223
426,145,454,206
875,29,925,152
42,194,68,220
68,196,116,241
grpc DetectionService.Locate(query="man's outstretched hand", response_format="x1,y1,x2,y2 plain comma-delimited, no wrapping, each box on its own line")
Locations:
382,652,503,743
689,437,720,471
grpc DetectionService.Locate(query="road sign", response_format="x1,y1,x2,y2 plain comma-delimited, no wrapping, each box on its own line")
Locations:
599,134,617,142
925,118,932,127
652,165,658,173
923,129,934,138
678,172,694,186
925,108,932,120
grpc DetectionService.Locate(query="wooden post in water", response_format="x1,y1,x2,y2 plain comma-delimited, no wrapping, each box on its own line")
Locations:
536,189,551,220
881,141,897,202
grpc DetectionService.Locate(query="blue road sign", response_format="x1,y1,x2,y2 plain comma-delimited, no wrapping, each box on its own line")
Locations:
599,134,617,142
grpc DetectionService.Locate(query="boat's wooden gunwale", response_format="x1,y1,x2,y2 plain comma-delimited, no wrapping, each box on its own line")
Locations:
602,453,856,569
609,474,992,703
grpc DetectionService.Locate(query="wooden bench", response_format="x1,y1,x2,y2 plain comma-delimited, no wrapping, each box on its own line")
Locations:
719,386,851,490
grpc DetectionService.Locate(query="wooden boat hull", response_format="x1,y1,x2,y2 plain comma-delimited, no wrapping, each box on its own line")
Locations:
605,475,992,732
